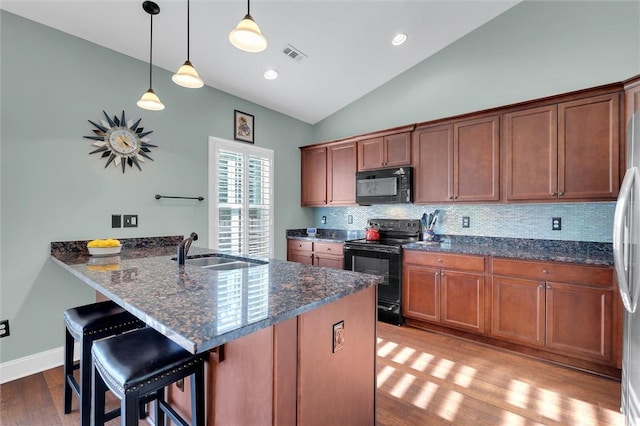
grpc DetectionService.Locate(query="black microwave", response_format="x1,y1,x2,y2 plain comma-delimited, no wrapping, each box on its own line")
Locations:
355,167,413,205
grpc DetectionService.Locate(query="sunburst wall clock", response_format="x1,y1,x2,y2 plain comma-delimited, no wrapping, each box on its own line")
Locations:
84,110,158,173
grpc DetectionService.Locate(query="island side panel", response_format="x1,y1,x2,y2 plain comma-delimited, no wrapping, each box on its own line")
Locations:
297,285,377,425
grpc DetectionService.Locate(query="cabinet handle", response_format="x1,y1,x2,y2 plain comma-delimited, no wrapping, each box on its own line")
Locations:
558,191,564,196
326,248,331,252
542,269,549,274
550,192,557,196
538,284,544,289
449,196,454,200
437,258,443,263
440,272,445,276
454,195,458,200
546,284,552,289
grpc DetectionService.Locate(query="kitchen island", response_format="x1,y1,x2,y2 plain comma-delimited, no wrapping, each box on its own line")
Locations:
51,236,382,426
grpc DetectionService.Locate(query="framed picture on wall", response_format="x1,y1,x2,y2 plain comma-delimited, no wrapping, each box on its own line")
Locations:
234,110,254,143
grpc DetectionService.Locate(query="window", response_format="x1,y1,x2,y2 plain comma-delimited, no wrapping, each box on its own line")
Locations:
208,137,274,258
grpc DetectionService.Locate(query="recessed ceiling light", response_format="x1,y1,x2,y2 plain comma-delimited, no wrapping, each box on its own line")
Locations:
392,33,408,46
264,69,279,80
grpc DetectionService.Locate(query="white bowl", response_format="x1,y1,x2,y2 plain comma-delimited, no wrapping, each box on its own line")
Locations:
87,245,122,256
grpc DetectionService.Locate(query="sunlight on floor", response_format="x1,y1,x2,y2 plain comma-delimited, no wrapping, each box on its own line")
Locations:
537,387,561,421
377,336,624,425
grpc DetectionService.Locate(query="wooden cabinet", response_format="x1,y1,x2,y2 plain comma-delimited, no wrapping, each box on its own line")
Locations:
358,132,411,171
403,250,486,334
504,93,620,201
491,258,615,364
287,239,343,269
300,142,356,206
300,146,327,206
327,142,357,205
413,115,500,203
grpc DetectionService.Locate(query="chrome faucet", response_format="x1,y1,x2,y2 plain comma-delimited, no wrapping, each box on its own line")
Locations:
177,232,198,265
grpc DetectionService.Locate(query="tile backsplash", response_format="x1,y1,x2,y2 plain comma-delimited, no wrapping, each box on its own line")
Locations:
313,202,616,243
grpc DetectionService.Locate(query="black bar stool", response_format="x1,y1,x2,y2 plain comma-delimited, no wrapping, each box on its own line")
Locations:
91,326,207,426
63,300,144,426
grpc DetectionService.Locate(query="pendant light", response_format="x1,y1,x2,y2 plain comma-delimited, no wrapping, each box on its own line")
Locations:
137,1,165,111
229,0,267,53
172,0,203,88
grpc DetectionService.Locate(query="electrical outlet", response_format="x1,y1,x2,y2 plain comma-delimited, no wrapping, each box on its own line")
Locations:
552,217,562,231
321,216,327,225
462,216,470,228
112,214,122,228
0,319,10,338
348,215,353,224
332,320,345,353
123,215,138,228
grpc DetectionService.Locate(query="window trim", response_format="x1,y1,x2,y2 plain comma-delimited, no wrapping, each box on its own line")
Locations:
208,136,274,257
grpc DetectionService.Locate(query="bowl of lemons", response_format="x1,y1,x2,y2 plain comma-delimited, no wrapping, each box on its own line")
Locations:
87,239,122,256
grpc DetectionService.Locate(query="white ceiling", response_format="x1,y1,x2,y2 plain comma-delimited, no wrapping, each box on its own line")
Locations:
1,0,521,124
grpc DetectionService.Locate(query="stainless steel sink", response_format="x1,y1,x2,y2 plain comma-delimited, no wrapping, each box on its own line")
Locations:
172,253,268,270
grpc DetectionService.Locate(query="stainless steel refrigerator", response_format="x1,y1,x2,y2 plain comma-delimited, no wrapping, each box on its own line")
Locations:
615,109,640,425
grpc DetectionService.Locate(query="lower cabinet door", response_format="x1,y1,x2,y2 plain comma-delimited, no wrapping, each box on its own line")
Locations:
491,275,545,347
288,251,313,265
314,254,344,270
441,270,485,334
545,281,613,363
402,264,440,323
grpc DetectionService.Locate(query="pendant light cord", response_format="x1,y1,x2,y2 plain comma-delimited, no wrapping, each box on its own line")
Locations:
149,13,154,88
247,0,250,16
187,0,190,61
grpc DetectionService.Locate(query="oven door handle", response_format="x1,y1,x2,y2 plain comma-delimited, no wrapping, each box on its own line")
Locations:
343,245,400,255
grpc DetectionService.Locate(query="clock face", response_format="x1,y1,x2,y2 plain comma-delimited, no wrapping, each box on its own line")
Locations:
107,128,139,155
84,111,157,173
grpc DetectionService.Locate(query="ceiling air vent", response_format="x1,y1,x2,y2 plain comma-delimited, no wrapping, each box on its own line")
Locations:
282,44,307,62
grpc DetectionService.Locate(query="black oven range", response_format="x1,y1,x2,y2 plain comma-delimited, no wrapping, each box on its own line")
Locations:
343,218,421,325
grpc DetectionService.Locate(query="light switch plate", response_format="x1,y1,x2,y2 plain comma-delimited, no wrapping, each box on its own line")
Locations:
462,216,470,228
123,214,138,228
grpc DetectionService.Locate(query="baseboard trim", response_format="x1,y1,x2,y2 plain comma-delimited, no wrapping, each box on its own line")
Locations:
1,343,80,384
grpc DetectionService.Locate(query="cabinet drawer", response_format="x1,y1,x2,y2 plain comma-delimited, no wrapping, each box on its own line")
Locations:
314,241,343,255
288,239,313,252
492,258,612,287
403,250,485,272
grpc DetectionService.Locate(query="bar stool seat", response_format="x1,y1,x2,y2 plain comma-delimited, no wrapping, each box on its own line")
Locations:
63,300,144,426
92,327,207,426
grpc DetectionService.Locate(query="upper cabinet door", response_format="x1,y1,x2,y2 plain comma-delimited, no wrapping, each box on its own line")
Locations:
327,142,357,205
358,137,384,171
558,93,620,200
454,115,501,202
412,124,454,203
383,132,411,168
505,105,559,201
300,146,327,206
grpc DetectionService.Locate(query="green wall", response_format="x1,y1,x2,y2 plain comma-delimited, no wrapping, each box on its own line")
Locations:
0,11,313,363
314,0,640,141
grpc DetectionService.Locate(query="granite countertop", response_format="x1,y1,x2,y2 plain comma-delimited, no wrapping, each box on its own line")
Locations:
403,235,613,266
50,237,382,354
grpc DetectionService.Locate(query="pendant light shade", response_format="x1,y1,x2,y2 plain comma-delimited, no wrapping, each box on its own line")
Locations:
138,1,165,111
173,0,204,88
137,88,165,111
229,0,267,53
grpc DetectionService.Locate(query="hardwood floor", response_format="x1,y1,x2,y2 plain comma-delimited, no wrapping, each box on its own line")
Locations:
376,322,624,426
0,322,624,425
